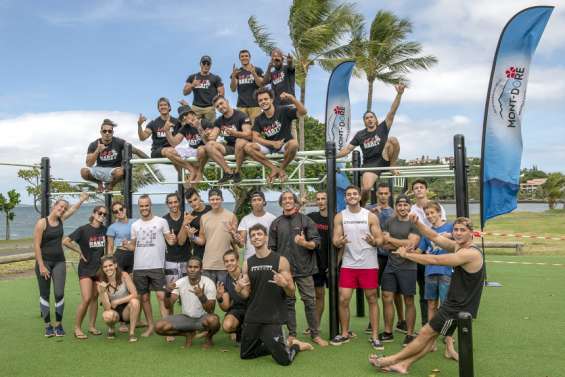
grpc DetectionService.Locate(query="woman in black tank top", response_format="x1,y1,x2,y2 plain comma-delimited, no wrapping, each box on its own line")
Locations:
33,194,88,337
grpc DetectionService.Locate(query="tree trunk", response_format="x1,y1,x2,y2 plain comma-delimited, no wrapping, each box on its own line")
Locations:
366,77,375,112
5,216,9,240
298,74,307,199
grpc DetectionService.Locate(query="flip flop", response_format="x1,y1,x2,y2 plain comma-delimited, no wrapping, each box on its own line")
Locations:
107,329,116,340
74,331,88,340
88,329,102,336
128,335,138,343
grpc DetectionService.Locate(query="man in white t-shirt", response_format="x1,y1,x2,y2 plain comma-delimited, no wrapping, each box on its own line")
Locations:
127,194,176,337
155,257,220,348
409,179,446,326
237,190,277,259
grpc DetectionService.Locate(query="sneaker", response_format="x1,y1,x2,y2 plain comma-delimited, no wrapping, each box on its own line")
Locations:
232,172,242,183
402,334,416,347
395,320,408,334
54,325,66,337
45,325,55,338
370,338,384,351
330,334,350,346
378,331,394,343
217,173,233,185
364,322,372,334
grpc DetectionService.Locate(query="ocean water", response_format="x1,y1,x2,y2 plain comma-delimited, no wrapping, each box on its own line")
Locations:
0,202,551,240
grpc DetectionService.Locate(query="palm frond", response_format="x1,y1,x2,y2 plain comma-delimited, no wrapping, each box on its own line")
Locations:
248,15,277,55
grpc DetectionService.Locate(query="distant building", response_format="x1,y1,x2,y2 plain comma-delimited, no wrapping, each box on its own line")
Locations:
520,178,547,194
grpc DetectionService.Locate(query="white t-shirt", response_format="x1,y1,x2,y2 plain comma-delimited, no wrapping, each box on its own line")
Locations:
410,203,446,228
131,216,170,270
238,211,277,259
172,275,216,318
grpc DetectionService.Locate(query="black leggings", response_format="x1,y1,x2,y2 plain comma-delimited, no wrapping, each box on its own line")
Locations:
240,323,298,366
35,261,66,324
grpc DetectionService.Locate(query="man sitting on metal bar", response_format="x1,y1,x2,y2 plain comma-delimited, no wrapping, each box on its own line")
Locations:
243,87,306,183
369,216,484,374
209,95,253,184
81,118,125,192
336,84,405,204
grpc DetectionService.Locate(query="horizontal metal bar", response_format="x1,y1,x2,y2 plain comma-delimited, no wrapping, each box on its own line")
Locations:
0,162,40,168
338,164,452,173
50,191,121,196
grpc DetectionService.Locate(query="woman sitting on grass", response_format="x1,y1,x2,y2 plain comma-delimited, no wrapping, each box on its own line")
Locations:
33,192,89,337
97,255,140,342
63,205,107,339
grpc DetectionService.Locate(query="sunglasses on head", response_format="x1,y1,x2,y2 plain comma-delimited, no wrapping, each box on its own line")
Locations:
112,207,123,214
101,129,113,134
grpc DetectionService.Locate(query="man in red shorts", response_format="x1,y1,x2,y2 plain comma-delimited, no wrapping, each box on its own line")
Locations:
331,185,384,350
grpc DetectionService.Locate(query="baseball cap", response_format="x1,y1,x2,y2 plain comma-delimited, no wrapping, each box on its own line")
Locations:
395,194,411,205
101,119,117,127
200,55,212,64
177,105,192,119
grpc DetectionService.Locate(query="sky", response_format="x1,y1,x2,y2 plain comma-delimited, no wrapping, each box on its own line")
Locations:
1,0,564,204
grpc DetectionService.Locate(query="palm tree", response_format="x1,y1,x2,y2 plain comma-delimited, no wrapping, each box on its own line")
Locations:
541,173,565,209
248,0,358,150
345,10,438,111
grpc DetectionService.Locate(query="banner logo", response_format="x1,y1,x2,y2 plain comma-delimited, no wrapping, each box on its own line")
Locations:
491,66,527,128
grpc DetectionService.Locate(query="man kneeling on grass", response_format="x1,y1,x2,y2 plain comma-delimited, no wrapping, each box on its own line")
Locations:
155,257,220,348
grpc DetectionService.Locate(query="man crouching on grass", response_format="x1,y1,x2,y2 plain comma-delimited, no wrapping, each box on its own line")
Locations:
369,215,484,374
155,257,220,348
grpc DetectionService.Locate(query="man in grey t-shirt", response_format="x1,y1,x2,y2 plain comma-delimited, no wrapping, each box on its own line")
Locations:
380,195,420,347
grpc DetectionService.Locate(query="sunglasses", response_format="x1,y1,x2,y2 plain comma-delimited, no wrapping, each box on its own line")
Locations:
201,61,211,66
112,207,123,214
97,211,107,217
101,129,113,134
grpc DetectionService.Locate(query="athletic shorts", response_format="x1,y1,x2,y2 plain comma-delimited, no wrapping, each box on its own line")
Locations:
258,143,287,155
362,157,390,175
381,269,417,295
425,274,451,302
227,307,246,325
166,314,207,332
202,269,228,285
313,271,328,288
339,267,378,289
165,261,187,296
377,255,388,286
133,268,166,295
151,148,164,158
175,142,199,159
428,306,458,336
115,303,128,322
89,166,117,183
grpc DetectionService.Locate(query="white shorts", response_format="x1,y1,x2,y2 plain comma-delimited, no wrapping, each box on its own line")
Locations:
258,143,287,155
89,167,116,182
175,142,199,159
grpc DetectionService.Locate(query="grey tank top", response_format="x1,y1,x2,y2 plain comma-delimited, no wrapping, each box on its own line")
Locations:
108,281,129,302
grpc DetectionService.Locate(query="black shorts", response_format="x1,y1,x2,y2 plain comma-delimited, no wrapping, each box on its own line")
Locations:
381,269,417,295
377,255,388,286
151,148,164,158
115,303,128,322
227,307,246,325
313,272,328,288
114,249,134,274
428,306,458,336
133,268,166,295
362,157,390,174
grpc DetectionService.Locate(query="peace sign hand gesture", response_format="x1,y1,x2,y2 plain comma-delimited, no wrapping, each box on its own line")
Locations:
363,233,378,247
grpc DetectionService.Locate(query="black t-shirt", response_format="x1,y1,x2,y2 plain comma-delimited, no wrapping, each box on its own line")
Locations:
350,121,389,164
252,106,297,143
186,72,224,107
382,217,420,272
179,119,215,149
236,67,264,107
146,117,181,153
267,65,295,106
223,272,247,310
87,137,126,168
69,224,107,277
307,212,329,272
214,110,251,146
190,204,212,258
163,213,191,263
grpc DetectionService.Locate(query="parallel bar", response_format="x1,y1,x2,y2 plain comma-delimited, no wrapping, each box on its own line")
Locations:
51,191,121,196
0,162,40,168
454,135,470,218
177,169,185,213
458,312,474,377
326,142,339,339
351,151,365,318
104,193,112,227
40,157,50,218
123,143,133,218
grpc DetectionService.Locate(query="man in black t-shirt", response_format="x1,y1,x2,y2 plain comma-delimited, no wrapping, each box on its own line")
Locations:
263,48,295,106
81,119,125,192
162,193,191,292
182,55,224,123
244,87,307,183
179,188,211,260
230,49,264,123
337,84,405,204
208,95,253,184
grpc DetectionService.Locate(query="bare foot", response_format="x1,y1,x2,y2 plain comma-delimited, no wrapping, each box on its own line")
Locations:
141,327,154,337
368,354,382,369
119,323,128,333
202,338,214,349
106,183,114,192
381,364,409,374
312,336,328,347
182,333,194,348
431,342,437,352
277,170,287,182
291,339,314,351
166,336,175,343
444,347,459,361
97,182,104,193
267,169,279,184
194,331,208,340
136,320,148,328
287,335,296,347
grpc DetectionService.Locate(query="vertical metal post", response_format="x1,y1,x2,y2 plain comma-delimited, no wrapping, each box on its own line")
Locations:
387,179,395,208
40,157,50,218
458,312,474,377
350,150,365,317
326,142,339,339
104,193,112,227
454,134,469,218
177,169,185,214
122,143,133,218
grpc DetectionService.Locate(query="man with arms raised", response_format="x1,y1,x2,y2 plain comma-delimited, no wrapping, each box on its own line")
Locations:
380,195,421,347
210,95,253,184
230,49,264,123
369,216,484,374
263,48,295,106
336,85,405,204
244,88,306,182
126,195,176,337
216,250,247,341
183,55,224,122
236,224,313,366
237,190,277,260
81,119,125,192
331,185,384,350
156,257,220,349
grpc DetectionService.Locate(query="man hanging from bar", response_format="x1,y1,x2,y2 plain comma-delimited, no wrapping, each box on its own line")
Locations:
336,84,405,205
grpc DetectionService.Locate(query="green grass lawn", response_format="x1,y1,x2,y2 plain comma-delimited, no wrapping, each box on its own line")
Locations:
1,255,564,377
